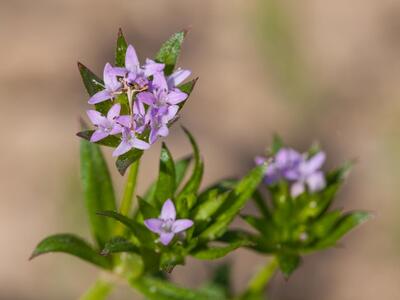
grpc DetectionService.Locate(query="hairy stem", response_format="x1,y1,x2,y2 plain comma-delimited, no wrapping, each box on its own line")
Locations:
79,278,114,300
241,257,279,299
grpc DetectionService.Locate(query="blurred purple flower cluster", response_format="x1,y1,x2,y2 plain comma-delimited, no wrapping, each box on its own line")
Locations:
256,148,326,197
86,45,191,157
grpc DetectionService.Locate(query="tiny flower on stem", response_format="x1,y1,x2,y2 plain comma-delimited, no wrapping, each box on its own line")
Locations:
144,199,193,246
88,63,122,104
256,148,326,197
112,127,150,157
87,103,123,142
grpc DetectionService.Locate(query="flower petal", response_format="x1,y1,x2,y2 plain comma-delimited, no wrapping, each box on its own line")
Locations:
109,124,123,135
144,58,165,77
303,152,326,175
88,90,112,104
157,125,169,137
116,115,131,128
137,91,155,106
112,140,132,157
132,138,150,150
166,90,187,105
306,171,326,193
113,67,127,77
172,219,194,233
254,156,267,166
159,233,174,246
107,103,121,120
144,218,163,234
103,63,121,91
167,69,191,87
290,181,305,198
125,45,140,72
152,72,168,90
90,130,108,142
166,105,179,121
160,199,176,220
87,110,103,125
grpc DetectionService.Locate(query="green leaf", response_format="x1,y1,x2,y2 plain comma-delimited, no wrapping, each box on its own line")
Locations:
176,127,204,215
192,190,229,221
175,155,193,188
192,240,251,260
277,254,300,278
313,211,370,250
155,30,186,75
130,275,220,300
30,234,112,269
310,210,342,239
154,143,176,208
77,62,111,115
101,237,140,256
178,78,198,96
198,165,266,241
138,196,159,219
116,28,128,67
97,211,154,247
270,134,283,154
80,140,117,248
115,148,143,176
251,190,271,219
77,130,120,148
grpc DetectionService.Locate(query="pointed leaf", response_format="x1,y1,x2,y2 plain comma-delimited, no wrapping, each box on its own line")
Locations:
77,130,120,148
116,28,128,67
81,140,117,248
97,210,154,247
154,143,176,208
176,127,203,215
30,234,112,269
77,62,111,114
155,30,186,75
277,254,300,278
313,211,370,250
198,165,266,241
101,237,140,256
131,276,221,300
175,155,193,188
138,196,159,219
178,78,198,96
192,240,251,260
116,149,144,176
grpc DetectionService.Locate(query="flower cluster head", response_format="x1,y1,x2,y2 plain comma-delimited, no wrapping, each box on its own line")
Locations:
144,199,193,246
256,147,326,197
86,44,191,157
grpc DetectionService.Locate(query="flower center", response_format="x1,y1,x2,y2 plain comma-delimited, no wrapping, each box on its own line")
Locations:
161,219,174,233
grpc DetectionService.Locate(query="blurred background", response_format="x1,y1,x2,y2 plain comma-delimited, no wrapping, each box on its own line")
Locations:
1,0,400,299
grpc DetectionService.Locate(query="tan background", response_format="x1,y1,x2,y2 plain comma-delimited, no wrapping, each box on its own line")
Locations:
1,0,400,299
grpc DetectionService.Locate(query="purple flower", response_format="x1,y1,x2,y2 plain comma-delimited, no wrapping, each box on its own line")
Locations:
114,45,164,89
167,68,191,89
88,63,122,104
112,127,150,157
290,152,326,197
117,100,149,134
147,105,179,144
256,148,326,197
86,103,123,142
137,72,188,108
144,199,193,246
256,148,303,184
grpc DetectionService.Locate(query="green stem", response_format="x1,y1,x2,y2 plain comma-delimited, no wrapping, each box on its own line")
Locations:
79,278,114,300
115,160,140,235
119,160,140,215
241,257,279,299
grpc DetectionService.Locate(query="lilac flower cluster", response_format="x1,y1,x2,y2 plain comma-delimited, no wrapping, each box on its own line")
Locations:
86,45,191,157
256,147,326,198
144,199,193,246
